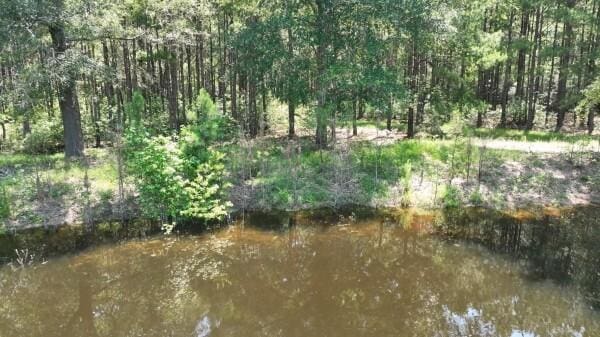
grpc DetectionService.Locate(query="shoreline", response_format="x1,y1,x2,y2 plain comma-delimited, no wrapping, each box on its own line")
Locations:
2,133,600,231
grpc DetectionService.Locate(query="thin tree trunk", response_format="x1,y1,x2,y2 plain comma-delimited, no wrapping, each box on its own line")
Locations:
516,10,530,101
231,51,238,121
588,105,596,135
315,0,328,148
352,99,358,136
186,45,193,105
122,40,133,101
555,1,577,132
526,8,543,130
546,10,560,125
168,47,179,131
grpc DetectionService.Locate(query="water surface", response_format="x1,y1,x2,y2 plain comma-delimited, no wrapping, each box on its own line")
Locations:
0,208,599,337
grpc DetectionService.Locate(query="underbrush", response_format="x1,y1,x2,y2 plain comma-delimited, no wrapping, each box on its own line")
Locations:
223,138,517,211
2,130,599,228
0,148,120,227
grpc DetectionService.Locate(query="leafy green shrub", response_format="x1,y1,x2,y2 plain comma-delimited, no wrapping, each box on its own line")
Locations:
125,91,232,224
441,110,467,139
0,186,10,220
186,89,217,122
182,151,232,220
125,134,188,220
442,185,462,209
469,190,484,206
185,89,237,141
21,120,63,154
400,161,413,207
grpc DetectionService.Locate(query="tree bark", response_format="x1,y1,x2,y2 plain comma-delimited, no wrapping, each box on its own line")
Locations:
288,101,296,138
122,40,133,101
352,99,358,136
167,47,179,131
515,10,530,101
49,22,84,157
314,0,328,148
526,8,543,130
546,11,560,125
588,105,596,135
555,0,577,132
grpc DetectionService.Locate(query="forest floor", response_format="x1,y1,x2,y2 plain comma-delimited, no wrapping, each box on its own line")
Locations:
1,126,599,230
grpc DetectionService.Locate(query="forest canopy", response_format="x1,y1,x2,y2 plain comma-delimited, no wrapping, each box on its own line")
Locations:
0,0,599,157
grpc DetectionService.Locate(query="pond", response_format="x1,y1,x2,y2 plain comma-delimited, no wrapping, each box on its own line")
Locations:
0,207,599,337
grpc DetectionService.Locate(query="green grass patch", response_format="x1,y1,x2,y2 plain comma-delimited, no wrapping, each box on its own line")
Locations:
471,128,599,143
222,137,524,210
0,152,64,169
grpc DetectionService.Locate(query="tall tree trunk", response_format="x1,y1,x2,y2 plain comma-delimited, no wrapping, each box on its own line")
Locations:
196,21,203,93
49,22,84,157
491,64,501,110
287,24,296,138
588,104,597,135
526,8,543,130
219,13,228,116
101,40,115,106
387,97,393,131
546,11,560,125
167,47,179,131
248,75,258,138
555,0,577,132
122,40,133,101
288,101,296,138
352,99,358,136
231,51,238,121
407,107,415,138
315,0,328,148
179,46,186,118
406,42,417,138
516,10,530,101
209,23,216,100
186,45,193,105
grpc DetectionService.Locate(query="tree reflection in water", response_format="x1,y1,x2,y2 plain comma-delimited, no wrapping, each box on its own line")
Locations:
0,206,599,337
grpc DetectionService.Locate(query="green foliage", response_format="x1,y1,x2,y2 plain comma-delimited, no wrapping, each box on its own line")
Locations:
21,120,63,154
181,90,237,167
0,185,10,220
441,110,468,139
126,91,145,128
83,98,112,145
185,89,217,123
125,92,232,224
400,161,413,207
471,128,599,143
469,190,484,206
125,134,188,220
580,78,600,109
182,151,232,221
178,91,235,177
442,185,462,209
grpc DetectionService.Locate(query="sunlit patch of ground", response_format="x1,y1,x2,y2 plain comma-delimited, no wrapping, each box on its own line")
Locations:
474,138,600,154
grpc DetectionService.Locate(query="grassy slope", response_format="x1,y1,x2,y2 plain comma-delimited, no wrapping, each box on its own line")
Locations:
224,135,599,211
1,128,599,229
0,149,121,229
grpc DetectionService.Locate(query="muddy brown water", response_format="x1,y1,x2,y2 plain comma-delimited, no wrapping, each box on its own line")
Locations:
0,207,599,337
